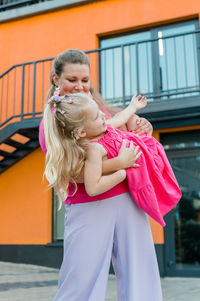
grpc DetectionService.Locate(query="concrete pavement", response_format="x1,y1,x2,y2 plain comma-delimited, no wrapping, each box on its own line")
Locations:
0,261,200,301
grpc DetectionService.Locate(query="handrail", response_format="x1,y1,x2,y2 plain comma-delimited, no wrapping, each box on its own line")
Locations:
0,58,54,78
0,0,49,12
1,29,200,77
86,29,200,53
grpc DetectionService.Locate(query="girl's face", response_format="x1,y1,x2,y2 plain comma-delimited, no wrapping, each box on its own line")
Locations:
53,63,90,95
82,100,107,139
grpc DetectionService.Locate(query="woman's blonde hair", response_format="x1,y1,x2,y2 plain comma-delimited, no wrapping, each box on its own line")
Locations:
44,92,91,207
47,49,90,100
47,48,118,116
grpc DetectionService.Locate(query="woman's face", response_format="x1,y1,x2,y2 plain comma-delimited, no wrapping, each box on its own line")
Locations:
53,63,90,96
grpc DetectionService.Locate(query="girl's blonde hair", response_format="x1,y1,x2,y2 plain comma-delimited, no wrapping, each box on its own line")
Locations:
44,92,91,207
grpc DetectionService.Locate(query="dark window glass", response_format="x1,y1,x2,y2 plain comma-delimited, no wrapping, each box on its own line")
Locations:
160,130,200,150
161,131,200,271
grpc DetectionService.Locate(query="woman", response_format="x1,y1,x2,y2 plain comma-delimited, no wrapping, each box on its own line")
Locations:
39,49,163,301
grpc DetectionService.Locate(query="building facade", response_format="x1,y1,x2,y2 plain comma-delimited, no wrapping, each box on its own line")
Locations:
0,0,200,277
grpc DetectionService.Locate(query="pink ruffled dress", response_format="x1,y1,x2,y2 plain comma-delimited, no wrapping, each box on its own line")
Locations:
94,126,182,226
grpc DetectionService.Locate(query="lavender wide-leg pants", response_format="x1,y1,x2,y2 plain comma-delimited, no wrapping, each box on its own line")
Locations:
54,193,163,301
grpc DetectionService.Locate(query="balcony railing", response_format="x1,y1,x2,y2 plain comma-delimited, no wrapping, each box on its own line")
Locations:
99,29,200,106
0,30,200,131
0,0,51,12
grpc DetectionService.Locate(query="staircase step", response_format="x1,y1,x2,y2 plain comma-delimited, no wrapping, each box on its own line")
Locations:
0,159,17,167
4,139,26,149
11,133,30,144
26,140,40,148
4,138,38,150
0,150,21,158
18,129,39,140
0,143,16,153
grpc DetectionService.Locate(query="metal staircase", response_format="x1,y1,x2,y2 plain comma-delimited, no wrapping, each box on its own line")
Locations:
0,120,41,173
0,58,54,173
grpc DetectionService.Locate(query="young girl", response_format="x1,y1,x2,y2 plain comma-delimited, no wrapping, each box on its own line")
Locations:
45,92,181,227
40,49,163,301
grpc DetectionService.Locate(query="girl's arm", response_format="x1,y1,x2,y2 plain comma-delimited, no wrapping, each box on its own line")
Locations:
76,140,142,183
106,94,147,129
84,143,126,196
91,86,152,136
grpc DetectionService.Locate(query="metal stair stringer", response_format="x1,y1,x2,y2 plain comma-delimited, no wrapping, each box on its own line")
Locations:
0,117,42,174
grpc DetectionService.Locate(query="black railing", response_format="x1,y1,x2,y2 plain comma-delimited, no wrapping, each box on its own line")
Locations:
98,29,200,105
0,57,54,128
0,30,200,130
0,0,51,12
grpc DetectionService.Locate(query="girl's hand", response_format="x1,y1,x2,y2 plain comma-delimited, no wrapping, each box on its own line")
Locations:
134,117,153,136
130,93,147,111
117,140,142,169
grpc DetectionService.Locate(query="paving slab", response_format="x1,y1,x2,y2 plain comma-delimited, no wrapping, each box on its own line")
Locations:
0,262,200,301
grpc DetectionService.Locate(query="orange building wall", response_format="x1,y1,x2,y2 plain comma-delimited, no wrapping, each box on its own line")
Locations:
1,0,200,245
0,148,52,244
0,0,200,73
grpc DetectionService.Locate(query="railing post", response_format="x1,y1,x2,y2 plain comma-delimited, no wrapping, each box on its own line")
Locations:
196,31,200,88
32,62,36,118
135,42,140,94
151,29,162,100
121,45,126,108
21,64,25,121
0,78,3,123
6,73,9,121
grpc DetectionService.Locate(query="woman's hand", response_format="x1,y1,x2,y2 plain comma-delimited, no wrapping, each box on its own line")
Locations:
117,140,142,169
134,117,153,136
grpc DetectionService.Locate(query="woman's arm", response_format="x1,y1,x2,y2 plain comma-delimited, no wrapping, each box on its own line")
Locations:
84,143,126,196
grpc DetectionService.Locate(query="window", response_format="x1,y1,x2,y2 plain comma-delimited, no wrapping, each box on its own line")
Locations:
160,130,200,273
53,192,65,241
100,31,152,105
100,20,200,106
161,129,200,150
157,22,199,99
